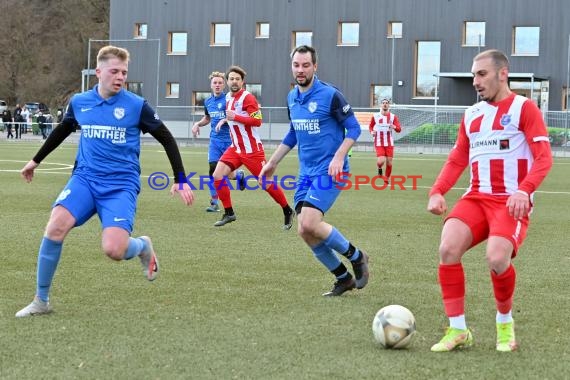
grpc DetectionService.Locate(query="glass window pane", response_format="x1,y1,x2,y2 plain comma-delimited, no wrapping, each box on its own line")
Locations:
464,22,485,46
167,83,179,98
390,22,402,38
214,24,231,45
372,85,392,106
514,26,540,55
416,41,441,97
135,23,147,39
257,22,270,38
294,32,312,47
170,32,187,54
127,82,143,96
340,22,359,45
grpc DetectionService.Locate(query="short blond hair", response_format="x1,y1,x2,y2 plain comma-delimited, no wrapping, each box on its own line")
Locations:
97,45,130,66
209,71,225,80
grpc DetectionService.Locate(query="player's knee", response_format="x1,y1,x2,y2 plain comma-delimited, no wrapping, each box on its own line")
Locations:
101,241,125,261
438,240,464,263
44,219,74,241
485,253,510,274
297,218,318,241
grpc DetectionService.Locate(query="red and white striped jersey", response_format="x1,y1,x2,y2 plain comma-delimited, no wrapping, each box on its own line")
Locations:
459,94,549,196
226,89,263,154
369,112,401,147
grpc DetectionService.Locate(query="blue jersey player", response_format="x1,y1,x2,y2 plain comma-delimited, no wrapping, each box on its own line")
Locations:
260,45,370,296
192,71,245,212
16,46,195,317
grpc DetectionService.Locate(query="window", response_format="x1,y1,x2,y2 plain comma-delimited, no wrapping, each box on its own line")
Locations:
245,84,262,104
415,41,441,97
513,26,540,55
388,22,402,38
338,22,359,45
192,91,211,114
166,82,180,98
256,22,270,38
126,82,143,96
463,21,485,46
371,85,392,107
134,23,147,39
211,23,231,46
168,32,187,54
292,31,312,49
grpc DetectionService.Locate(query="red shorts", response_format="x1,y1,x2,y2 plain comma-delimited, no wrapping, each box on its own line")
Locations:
445,193,529,257
219,147,266,176
374,146,395,158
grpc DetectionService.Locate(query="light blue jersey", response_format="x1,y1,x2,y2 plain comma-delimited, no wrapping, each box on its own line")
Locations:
285,76,357,177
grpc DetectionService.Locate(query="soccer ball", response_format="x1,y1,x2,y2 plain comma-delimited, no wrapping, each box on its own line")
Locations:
372,305,416,349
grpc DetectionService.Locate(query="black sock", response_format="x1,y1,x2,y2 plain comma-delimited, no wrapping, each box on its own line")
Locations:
224,207,234,216
283,205,293,215
331,263,351,280
378,167,383,176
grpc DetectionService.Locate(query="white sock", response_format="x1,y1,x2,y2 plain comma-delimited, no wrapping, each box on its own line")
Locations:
449,315,467,330
496,310,513,324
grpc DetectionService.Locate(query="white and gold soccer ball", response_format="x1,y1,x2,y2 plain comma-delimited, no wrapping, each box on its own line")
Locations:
372,304,416,349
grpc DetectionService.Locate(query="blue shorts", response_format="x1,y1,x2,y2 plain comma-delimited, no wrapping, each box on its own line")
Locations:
208,138,232,163
293,174,347,214
53,175,138,233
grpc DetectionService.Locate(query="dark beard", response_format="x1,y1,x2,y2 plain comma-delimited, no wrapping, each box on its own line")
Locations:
295,75,313,88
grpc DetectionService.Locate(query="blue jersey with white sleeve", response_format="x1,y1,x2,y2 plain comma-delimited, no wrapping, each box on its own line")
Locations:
285,76,359,176
65,85,162,191
204,92,231,142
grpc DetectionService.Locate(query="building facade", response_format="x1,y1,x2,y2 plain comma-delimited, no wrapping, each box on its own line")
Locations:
109,0,570,120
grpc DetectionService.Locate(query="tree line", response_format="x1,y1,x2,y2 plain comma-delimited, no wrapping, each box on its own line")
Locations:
0,0,109,111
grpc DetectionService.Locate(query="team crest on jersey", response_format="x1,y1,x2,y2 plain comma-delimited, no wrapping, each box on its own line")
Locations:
114,107,125,120
500,114,511,126
217,103,222,109
308,101,318,113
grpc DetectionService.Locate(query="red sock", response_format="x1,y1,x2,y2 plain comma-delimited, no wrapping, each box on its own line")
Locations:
264,184,289,207
214,179,232,208
491,264,516,314
385,164,393,179
439,263,465,317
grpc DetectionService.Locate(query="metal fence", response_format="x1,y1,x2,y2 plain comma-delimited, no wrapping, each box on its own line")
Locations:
155,105,570,155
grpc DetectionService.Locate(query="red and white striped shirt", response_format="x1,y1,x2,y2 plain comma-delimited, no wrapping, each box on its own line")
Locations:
369,112,401,147
430,93,552,198
226,89,263,154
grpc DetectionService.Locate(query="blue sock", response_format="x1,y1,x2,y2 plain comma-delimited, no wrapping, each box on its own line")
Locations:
311,241,342,271
124,237,146,260
323,228,361,262
36,237,63,302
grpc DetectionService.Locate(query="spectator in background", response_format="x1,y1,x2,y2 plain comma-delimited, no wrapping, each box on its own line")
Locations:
13,104,23,139
37,111,47,139
3,109,13,138
21,105,30,135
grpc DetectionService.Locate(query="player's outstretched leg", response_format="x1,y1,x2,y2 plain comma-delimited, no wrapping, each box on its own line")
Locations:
139,236,159,281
